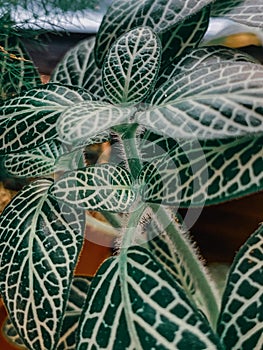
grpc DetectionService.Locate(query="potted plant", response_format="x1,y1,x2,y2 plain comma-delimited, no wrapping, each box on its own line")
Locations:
0,0,262,349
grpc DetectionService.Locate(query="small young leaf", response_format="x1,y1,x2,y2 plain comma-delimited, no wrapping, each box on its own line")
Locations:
212,0,263,28
49,164,136,212
77,246,223,349
0,83,93,154
95,0,215,67
102,26,161,105
217,224,263,350
4,139,65,178
57,100,136,146
137,62,263,139
139,134,263,207
157,45,258,88
0,179,85,350
51,37,105,100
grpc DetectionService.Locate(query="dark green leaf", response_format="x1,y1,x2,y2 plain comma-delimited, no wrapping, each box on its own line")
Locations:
0,179,85,350
95,0,215,67
77,246,223,349
137,62,263,139
139,135,263,206
102,26,161,105
4,139,65,178
49,164,136,212
0,83,93,155
51,38,106,100
217,224,263,349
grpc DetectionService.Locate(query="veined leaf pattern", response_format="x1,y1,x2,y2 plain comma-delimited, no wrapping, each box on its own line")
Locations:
0,83,93,154
139,134,263,207
51,38,105,100
77,246,223,349
159,6,210,69
156,45,258,88
4,139,65,178
212,0,263,28
95,0,215,67
217,224,263,349
3,276,91,350
102,27,161,105
49,164,136,212
0,179,85,350
0,35,41,101
57,100,136,146
137,62,263,139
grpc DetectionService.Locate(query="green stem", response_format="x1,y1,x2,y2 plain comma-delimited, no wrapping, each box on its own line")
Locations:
119,204,146,350
151,204,220,329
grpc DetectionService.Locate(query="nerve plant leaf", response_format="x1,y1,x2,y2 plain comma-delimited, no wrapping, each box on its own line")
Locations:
77,246,223,349
3,276,91,350
51,37,105,100
156,45,258,88
217,224,263,350
211,0,263,28
139,134,263,207
102,27,161,105
49,164,136,212
0,179,85,350
137,62,263,140
3,139,65,178
0,35,41,101
0,83,93,154
95,0,215,67
57,100,136,146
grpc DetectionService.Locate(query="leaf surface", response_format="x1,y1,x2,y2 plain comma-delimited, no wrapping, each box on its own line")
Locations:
139,135,263,207
95,0,215,67
49,164,136,212
0,83,92,154
4,139,65,178
137,62,263,139
102,26,161,105
0,179,85,350
77,246,222,349
51,38,105,100
217,224,263,349
57,100,136,146
212,0,263,28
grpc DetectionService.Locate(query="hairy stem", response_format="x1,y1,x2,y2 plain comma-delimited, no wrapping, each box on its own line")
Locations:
151,204,220,329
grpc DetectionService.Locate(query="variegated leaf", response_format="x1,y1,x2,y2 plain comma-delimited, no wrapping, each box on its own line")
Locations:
51,38,105,100
102,26,161,105
137,62,263,139
217,224,263,349
159,6,210,69
0,35,41,101
0,179,85,350
77,246,223,349
95,0,215,67
55,149,86,172
3,139,65,178
57,100,136,146
157,45,258,88
57,276,91,350
139,134,263,207
49,164,136,212
3,276,91,350
212,0,263,28
0,83,93,154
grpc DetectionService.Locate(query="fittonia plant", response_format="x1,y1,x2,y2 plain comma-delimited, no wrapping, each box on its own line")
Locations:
0,0,262,349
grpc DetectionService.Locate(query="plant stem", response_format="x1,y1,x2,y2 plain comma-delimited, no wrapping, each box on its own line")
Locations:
151,204,220,329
